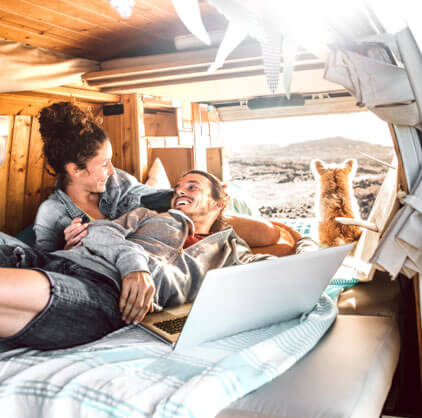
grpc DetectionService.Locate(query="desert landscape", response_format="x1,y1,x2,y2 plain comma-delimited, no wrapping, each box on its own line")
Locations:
227,137,395,220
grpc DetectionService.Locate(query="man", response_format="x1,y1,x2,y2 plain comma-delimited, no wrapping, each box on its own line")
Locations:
0,170,283,350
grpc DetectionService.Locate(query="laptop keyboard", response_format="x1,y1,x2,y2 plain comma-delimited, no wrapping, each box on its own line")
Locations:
154,316,188,335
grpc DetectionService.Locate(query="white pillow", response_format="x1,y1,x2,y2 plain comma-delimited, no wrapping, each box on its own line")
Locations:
145,158,171,189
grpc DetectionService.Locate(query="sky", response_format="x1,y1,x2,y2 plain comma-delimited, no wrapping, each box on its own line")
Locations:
219,111,393,149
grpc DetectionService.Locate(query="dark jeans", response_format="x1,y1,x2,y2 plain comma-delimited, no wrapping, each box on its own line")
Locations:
0,245,124,350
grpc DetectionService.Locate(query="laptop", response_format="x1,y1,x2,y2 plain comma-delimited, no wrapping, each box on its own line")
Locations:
140,243,354,351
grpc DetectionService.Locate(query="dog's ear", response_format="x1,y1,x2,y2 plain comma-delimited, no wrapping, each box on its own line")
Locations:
344,159,357,176
311,159,326,176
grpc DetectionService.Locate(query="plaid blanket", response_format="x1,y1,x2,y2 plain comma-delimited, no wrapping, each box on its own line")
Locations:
0,294,336,418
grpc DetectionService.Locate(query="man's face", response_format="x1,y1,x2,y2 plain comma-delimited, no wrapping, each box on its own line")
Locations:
171,173,219,218
78,140,115,193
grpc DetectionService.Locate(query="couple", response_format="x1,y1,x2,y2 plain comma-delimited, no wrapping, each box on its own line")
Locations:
0,102,304,351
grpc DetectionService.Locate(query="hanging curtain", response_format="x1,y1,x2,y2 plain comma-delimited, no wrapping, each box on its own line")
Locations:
0,40,99,93
326,26,422,279
324,30,422,130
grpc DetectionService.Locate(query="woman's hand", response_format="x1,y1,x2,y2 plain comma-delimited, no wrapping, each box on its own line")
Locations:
64,217,89,250
120,271,155,324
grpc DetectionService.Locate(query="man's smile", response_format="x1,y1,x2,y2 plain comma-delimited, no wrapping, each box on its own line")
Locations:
174,197,192,207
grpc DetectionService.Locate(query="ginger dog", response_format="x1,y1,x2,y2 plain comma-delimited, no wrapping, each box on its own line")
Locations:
311,159,362,247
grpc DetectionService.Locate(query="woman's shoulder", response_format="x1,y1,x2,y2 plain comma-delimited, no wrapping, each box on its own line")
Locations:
35,191,68,224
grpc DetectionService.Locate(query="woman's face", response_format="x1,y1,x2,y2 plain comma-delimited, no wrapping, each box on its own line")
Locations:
78,140,115,193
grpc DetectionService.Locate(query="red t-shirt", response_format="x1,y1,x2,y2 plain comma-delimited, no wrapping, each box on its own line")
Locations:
183,233,210,248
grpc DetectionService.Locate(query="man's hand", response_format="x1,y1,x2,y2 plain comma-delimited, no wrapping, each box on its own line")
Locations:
120,271,155,324
64,218,89,250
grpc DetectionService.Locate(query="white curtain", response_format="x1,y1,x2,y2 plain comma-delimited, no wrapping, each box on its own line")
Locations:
325,26,422,279
324,30,422,130
0,40,99,93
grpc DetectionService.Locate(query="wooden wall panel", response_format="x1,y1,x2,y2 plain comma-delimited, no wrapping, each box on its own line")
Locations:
23,118,45,227
122,94,141,179
103,94,145,180
144,111,178,137
6,116,31,236
0,116,14,232
0,92,106,235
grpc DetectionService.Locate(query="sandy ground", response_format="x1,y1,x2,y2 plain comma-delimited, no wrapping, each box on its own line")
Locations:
227,137,395,220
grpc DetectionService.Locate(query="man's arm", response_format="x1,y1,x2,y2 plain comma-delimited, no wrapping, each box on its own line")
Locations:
82,209,157,324
224,213,301,248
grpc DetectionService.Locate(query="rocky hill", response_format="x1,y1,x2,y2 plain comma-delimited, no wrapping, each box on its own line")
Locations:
228,137,394,219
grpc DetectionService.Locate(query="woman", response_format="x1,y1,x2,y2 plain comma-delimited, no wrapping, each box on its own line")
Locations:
0,170,272,350
34,102,172,251
34,102,290,252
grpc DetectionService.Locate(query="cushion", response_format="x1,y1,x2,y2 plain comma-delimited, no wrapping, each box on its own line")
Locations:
218,314,400,418
145,158,171,189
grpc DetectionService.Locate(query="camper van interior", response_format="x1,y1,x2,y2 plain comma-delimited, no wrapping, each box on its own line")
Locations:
0,0,421,417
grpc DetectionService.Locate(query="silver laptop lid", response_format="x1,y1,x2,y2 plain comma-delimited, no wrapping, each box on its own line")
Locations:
175,243,353,351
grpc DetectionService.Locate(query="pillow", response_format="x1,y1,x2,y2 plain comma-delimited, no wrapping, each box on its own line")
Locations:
145,158,171,189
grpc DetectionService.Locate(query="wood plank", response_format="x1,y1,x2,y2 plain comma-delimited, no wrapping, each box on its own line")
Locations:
41,161,56,203
0,1,110,40
0,93,102,116
28,87,120,104
23,0,166,52
86,58,265,88
121,94,139,178
103,113,123,171
0,7,106,44
191,103,207,170
0,12,91,48
0,116,13,232
20,0,117,33
144,111,178,137
6,115,31,236
85,49,313,82
100,63,325,93
138,98,149,182
0,21,82,56
23,117,45,228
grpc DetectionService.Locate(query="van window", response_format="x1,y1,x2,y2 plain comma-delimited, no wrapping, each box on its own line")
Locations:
222,111,394,221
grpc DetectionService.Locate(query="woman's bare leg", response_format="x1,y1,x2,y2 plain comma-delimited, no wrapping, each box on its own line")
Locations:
0,268,51,337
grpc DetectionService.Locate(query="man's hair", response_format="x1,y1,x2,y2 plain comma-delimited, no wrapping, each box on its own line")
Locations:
182,170,229,233
38,102,108,188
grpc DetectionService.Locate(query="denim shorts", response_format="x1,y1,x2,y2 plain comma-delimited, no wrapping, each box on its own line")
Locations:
0,267,124,351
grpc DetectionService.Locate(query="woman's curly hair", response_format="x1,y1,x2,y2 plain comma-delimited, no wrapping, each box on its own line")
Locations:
182,170,230,233
38,102,108,188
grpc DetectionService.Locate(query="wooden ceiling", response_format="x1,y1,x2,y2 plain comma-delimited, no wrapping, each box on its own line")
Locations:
0,0,227,60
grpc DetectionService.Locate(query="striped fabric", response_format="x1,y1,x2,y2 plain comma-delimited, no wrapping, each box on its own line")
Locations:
0,294,336,418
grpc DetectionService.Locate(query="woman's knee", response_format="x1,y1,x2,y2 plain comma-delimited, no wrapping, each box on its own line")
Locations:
0,268,51,337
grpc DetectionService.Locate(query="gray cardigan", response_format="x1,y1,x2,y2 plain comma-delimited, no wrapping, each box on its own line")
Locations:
54,208,272,310
33,168,173,252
